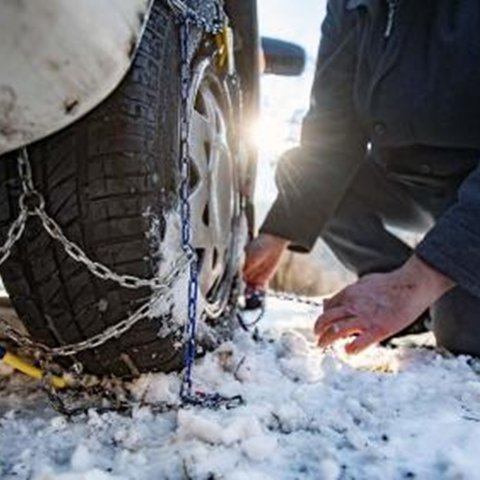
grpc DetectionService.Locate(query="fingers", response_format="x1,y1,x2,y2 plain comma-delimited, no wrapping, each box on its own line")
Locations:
314,306,354,337
242,246,262,276
243,259,270,288
345,331,380,355
242,256,261,279
317,319,363,348
315,296,379,352
243,236,286,287
243,252,268,287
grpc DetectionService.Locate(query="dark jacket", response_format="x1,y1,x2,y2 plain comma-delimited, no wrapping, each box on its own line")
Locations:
260,0,480,297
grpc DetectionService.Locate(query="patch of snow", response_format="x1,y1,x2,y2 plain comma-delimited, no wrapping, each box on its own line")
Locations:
2,298,480,479
33,469,124,480
144,204,221,352
145,209,190,330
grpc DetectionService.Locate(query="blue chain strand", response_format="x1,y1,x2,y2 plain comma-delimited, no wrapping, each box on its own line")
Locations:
177,16,244,410
178,17,197,401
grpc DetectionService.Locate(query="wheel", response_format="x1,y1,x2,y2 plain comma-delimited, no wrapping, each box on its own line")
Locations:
0,1,248,377
189,60,245,319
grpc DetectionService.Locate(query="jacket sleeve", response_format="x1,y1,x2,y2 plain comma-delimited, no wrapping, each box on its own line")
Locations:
260,0,367,253
416,162,480,298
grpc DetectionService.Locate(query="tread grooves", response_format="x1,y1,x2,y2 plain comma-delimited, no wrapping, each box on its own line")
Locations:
0,1,185,377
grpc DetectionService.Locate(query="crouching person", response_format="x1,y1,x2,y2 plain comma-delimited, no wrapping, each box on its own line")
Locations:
244,0,480,355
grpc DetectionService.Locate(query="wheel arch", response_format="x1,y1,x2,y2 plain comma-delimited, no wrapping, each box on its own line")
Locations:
224,0,260,236
0,0,155,156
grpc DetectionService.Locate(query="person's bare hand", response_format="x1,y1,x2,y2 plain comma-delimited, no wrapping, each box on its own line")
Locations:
243,233,289,289
314,255,455,354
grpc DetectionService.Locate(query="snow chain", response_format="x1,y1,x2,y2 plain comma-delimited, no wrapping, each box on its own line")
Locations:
0,0,245,414
238,287,323,331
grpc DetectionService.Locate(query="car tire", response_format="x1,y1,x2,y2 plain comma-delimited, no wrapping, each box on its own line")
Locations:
0,1,246,377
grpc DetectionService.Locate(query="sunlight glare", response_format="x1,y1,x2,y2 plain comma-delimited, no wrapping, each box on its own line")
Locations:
249,115,293,158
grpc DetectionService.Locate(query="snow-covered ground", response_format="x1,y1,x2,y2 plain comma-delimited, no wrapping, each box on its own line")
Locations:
2,298,480,479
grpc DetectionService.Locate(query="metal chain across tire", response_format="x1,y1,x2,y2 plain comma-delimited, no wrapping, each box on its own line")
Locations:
0,0,245,407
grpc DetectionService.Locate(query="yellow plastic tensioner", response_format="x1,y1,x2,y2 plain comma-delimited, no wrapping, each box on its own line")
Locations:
0,345,69,389
215,22,234,74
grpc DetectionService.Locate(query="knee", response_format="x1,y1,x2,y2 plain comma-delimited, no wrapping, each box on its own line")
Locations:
432,287,480,357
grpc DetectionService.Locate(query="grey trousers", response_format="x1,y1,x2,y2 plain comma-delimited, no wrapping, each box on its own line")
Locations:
320,158,480,356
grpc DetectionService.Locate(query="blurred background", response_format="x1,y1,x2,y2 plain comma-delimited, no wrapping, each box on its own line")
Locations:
255,0,354,296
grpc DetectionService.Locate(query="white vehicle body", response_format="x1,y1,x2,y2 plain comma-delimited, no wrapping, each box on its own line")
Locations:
0,0,153,154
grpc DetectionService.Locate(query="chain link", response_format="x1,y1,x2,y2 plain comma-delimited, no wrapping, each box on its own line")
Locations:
1,292,170,356
166,0,225,33
237,287,323,331
0,209,28,264
36,206,192,290
178,17,199,401
18,150,193,292
266,289,323,309
0,149,193,359
173,5,244,408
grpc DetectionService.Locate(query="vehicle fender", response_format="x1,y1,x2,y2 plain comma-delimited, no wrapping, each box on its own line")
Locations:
0,0,153,155
224,0,260,236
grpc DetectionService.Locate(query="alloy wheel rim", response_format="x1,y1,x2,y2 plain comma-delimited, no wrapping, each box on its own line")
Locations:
188,61,240,318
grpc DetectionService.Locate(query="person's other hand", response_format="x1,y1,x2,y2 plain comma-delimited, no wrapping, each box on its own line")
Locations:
314,255,455,354
243,233,290,289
